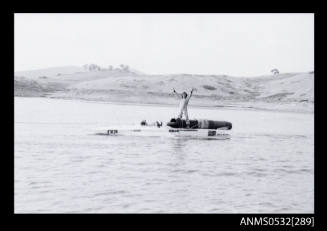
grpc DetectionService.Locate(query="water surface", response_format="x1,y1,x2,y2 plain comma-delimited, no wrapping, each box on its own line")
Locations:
15,97,314,213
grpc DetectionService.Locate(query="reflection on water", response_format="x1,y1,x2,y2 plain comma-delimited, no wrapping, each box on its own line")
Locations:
15,97,314,213
171,138,188,155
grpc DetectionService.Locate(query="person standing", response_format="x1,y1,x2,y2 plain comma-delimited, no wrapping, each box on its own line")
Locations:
173,88,195,128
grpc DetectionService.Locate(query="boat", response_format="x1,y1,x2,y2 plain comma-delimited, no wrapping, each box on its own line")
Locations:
95,118,232,138
167,118,232,130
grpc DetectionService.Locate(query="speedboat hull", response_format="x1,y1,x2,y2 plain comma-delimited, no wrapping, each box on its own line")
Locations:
95,125,231,139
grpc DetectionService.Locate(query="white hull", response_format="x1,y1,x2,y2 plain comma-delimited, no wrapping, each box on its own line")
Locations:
94,125,231,139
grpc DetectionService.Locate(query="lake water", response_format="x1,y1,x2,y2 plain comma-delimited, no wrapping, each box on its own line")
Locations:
14,97,314,213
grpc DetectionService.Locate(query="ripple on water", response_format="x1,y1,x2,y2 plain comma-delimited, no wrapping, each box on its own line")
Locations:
275,167,313,175
14,97,314,213
245,171,268,177
93,190,128,197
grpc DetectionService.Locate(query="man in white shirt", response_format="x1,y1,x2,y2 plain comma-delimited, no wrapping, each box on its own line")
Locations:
173,88,195,128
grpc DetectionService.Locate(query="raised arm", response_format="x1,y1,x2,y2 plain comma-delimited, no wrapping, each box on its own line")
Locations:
186,88,195,100
173,88,182,98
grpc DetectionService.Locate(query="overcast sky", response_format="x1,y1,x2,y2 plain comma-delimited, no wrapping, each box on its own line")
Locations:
14,13,314,76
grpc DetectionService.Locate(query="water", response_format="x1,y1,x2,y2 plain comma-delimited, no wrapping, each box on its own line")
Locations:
14,97,314,213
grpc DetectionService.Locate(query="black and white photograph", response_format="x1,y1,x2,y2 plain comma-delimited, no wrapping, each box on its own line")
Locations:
14,13,314,214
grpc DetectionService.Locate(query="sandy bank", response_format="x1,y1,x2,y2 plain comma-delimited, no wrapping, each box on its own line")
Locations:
14,67,314,113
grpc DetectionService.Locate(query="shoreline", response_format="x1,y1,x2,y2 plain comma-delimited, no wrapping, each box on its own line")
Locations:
15,95,314,114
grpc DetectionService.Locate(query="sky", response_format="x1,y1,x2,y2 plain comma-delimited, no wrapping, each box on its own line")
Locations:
14,13,314,76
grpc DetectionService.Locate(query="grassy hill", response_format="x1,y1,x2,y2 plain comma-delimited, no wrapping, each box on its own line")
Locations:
14,66,314,113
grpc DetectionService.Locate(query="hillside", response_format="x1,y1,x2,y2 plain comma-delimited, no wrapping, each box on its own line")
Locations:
14,67,314,113
15,66,85,79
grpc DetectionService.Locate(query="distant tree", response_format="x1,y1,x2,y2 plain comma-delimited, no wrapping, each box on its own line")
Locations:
123,65,130,72
108,65,113,71
119,64,130,72
88,64,101,72
271,68,279,75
